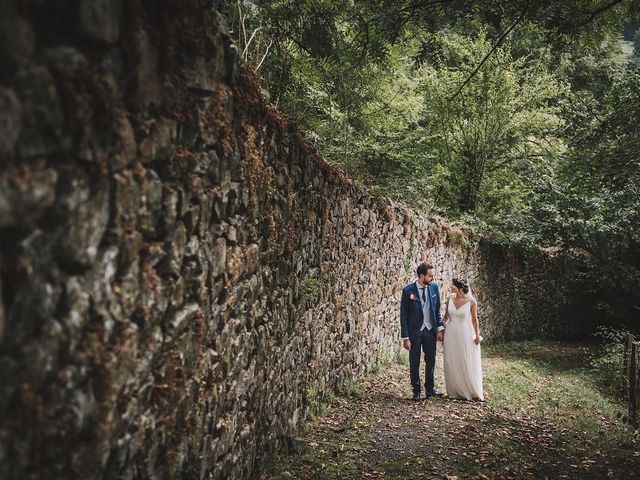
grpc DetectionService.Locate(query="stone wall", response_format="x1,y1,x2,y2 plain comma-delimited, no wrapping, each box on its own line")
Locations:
0,1,590,479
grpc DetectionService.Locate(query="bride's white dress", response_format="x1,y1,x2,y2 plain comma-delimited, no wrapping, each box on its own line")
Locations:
443,297,484,401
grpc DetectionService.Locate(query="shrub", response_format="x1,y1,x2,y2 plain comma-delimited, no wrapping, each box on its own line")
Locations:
590,326,633,402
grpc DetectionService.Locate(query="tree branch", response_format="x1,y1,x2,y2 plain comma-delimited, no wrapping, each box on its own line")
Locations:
447,5,528,102
578,0,625,28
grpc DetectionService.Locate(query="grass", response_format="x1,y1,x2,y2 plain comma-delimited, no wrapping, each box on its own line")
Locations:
480,340,638,476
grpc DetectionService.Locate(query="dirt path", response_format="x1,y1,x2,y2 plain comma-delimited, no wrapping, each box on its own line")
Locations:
260,348,640,480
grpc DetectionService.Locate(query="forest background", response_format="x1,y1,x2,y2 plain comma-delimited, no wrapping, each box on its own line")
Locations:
215,0,640,334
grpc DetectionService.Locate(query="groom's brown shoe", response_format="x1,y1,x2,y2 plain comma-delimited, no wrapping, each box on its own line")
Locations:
425,389,443,397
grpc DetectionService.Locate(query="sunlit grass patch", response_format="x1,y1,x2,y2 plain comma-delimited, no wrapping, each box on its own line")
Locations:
482,356,540,411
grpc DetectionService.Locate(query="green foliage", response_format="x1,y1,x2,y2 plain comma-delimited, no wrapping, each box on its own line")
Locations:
589,327,632,401
337,380,364,399
305,386,335,421
300,276,326,303
394,347,409,366
417,30,569,217
549,71,640,325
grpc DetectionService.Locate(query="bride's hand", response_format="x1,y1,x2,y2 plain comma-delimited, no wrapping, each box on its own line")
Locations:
474,335,483,345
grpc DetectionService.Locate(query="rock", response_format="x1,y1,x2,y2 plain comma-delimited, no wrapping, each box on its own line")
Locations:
139,168,163,236
0,87,22,156
0,356,17,412
111,110,137,171
198,194,214,238
43,46,100,160
211,237,227,278
44,46,89,73
113,171,140,230
118,230,143,270
224,41,241,86
6,230,63,346
0,273,4,343
86,246,122,323
69,387,96,432
129,29,162,108
0,161,57,228
169,276,185,308
15,65,64,157
182,54,218,93
54,169,110,268
160,186,180,233
61,277,91,352
136,258,168,326
0,9,34,77
116,260,140,318
159,222,187,276
183,203,201,235
97,46,126,101
78,0,123,44
168,303,200,337
139,118,177,162
22,320,64,389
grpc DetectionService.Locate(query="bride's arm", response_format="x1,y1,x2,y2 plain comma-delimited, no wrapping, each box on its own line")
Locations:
470,302,481,344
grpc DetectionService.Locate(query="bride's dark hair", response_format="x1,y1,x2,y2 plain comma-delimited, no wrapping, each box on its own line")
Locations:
452,277,469,294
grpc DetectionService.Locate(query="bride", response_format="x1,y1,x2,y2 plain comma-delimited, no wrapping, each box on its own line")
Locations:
443,277,484,401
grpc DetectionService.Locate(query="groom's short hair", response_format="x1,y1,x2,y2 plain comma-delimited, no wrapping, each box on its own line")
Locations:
417,263,433,277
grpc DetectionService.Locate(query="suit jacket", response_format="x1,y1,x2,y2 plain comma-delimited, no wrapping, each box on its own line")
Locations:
400,282,444,339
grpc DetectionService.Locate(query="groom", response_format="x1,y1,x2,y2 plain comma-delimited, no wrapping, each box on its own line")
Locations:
400,262,445,401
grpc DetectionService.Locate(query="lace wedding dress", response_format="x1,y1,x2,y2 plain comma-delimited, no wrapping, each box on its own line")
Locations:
443,297,484,401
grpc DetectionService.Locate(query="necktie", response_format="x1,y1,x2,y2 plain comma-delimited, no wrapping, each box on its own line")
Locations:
421,287,426,303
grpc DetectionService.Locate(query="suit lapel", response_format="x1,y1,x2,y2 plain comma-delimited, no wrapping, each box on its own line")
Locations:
410,284,421,308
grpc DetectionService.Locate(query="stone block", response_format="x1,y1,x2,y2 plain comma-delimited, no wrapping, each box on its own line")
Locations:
79,0,123,44
0,161,57,228
135,259,169,327
211,237,227,279
62,277,91,352
15,65,64,157
113,171,140,230
6,230,63,345
118,230,143,271
169,276,186,309
129,28,163,109
139,168,163,236
139,118,177,162
159,222,187,276
0,87,22,156
54,169,110,268
111,110,137,171
183,55,219,93
0,10,34,77
0,273,4,343
116,261,140,318
22,318,64,389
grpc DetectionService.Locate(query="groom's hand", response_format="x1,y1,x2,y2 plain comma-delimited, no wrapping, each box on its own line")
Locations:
437,331,444,342
403,339,411,350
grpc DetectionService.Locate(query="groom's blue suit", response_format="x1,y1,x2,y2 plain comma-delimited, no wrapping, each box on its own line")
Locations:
400,281,444,395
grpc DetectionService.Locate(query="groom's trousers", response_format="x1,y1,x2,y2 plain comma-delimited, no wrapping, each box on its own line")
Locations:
409,328,437,395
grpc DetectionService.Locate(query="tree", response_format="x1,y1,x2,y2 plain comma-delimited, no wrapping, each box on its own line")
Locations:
418,31,568,216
